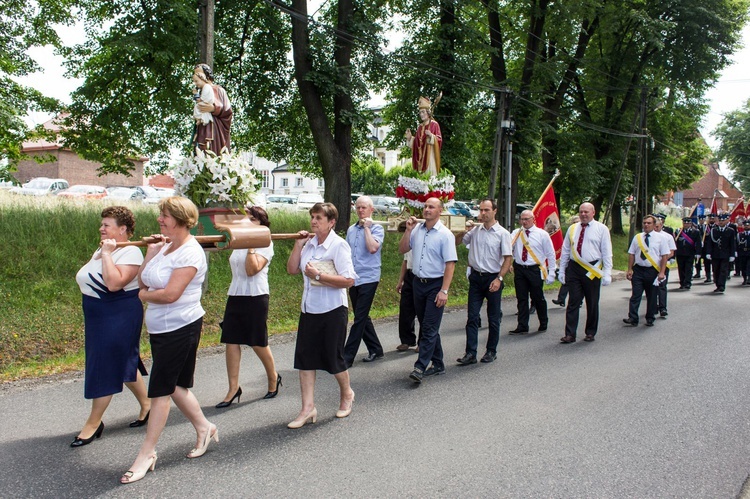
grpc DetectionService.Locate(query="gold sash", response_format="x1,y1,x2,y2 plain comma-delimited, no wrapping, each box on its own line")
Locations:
519,230,548,279
635,233,660,271
568,223,603,280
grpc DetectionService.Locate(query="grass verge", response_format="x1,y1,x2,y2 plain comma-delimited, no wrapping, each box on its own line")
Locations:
0,191,631,381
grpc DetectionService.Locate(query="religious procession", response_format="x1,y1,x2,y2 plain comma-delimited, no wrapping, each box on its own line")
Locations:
5,2,750,495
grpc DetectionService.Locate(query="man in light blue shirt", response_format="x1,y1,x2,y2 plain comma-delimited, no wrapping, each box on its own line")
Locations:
399,197,457,383
344,196,385,366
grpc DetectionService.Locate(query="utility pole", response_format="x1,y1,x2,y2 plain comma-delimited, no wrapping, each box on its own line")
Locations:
199,0,215,66
628,87,648,242
488,88,513,226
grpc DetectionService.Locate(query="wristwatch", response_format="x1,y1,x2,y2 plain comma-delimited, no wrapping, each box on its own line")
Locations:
315,274,321,282
497,276,504,281
440,289,448,295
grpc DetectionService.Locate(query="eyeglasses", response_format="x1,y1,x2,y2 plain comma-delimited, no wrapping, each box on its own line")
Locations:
519,217,533,221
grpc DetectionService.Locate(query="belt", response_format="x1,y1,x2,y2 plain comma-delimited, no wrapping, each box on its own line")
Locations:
414,276,442,283
513,262,539,268
471,268,499,276
574,260,600,266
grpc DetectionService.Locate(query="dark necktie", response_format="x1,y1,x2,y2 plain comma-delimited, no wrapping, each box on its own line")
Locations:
577,223,588,255
522,229,530,262
640,233,650,261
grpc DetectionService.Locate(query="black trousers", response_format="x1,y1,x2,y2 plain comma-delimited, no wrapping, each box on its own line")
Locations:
344,282,383,364
712,258,730,290
628,265,658,323
656,267,670,312
703,256,712,280
565,261,602,338
398,269,418,346
737,254,750,278
676,256,695,288
513,262,547,329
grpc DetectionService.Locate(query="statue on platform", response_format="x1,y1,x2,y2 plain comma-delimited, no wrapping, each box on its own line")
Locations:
404,94,442,175
192,64,233,156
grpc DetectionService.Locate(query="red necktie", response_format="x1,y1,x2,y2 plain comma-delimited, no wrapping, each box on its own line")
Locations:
577,223,588,255
522,229,530,262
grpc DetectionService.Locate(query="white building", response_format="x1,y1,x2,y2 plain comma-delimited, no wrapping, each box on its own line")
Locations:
368,109,409,172
248,153,323,195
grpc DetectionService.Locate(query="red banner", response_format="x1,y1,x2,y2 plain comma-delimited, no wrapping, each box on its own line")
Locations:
709,196,718,216
533,184,563,259
730,198,745,222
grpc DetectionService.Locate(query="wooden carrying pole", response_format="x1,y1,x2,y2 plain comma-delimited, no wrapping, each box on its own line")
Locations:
112,225,305,250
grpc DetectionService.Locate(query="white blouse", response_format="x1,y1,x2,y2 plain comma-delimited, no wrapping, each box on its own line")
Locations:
76,246,143,298
227,243,274,296
140,237,207,334
298,232,357,314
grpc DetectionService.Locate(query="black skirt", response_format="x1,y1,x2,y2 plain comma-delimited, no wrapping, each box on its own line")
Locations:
220,295,269,347
294,306,348,374
148,317,203,398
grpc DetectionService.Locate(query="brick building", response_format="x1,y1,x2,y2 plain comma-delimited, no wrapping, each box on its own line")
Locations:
672,159,743,212
14,116,146,187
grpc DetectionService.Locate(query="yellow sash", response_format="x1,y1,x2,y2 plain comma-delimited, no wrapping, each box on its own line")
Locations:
635,233,660,271
519,229,548,279
568,223,603,280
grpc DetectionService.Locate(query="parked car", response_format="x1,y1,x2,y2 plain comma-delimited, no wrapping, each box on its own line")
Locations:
10,177,69,196
296,192,325,212
137,185,166,204
449,201,477,219
371,195,401,215
57,185,108,200
266,195,298,211
106,187,140,202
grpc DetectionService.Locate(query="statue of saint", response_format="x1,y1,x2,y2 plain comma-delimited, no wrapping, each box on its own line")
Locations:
192,64,233,156
405,95,442,175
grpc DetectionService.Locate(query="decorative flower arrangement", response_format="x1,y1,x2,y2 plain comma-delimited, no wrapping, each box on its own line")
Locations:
172,148,259,209
395,173,455,215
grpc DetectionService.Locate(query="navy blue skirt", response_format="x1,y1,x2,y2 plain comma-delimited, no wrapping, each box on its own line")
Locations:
82,289,145,399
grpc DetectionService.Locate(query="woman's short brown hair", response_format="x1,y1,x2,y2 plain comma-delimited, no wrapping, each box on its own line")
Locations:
101,206,136,236
158,196,199,229
247,206,270,228
309,202,337,222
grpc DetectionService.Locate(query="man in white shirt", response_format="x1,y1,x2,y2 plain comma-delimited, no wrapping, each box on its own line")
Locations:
558,202,613,343
623,215,670,327
652,213,676,318
509,210,556,334
458,198,512,365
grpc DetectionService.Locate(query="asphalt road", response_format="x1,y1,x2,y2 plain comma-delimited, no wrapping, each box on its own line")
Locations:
2,276,750,498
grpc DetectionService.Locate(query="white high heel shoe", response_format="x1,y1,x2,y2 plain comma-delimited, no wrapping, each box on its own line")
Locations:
287,408,318,429
120,453,157,484
187,424,219,459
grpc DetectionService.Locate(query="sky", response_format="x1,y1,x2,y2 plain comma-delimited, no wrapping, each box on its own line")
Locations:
18,21,750,165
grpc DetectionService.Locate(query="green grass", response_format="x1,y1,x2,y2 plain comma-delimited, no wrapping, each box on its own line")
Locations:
0,192,632,381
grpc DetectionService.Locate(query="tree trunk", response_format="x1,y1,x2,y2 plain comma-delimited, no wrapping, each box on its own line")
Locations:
611,198,624,235
288,0,353,232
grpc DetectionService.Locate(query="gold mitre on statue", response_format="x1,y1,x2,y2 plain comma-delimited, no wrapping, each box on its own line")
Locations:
418,96,431,109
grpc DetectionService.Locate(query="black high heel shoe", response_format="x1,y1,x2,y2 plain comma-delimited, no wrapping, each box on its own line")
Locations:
263,374,282,399
215,387,242,408
70,422,104,447
129,410,150,428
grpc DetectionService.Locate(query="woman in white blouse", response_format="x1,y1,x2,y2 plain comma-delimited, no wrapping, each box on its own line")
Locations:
286,202,356,429
72,206,150,448
216,206,281,408
121,197,216,484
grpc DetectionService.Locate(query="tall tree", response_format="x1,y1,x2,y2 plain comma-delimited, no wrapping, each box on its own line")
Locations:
0,1,71,168
714,99,750,194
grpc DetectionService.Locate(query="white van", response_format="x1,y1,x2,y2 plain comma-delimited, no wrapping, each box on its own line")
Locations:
11,178,69,196
296,192,325,212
